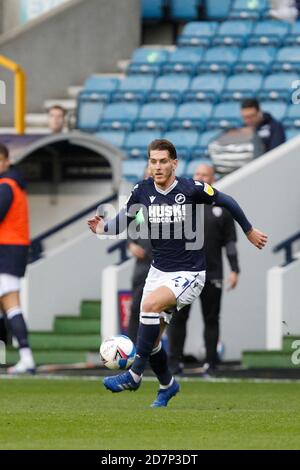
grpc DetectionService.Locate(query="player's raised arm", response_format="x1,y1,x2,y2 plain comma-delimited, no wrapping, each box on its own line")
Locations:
214,191,268,250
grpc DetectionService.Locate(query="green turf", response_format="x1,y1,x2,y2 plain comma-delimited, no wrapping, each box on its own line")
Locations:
0,377,300,450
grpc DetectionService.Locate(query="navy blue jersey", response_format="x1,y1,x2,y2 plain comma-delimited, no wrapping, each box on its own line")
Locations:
125,177,218,272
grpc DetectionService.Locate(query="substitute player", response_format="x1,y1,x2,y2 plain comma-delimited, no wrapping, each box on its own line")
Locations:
0,143,35,374
88,139,267,407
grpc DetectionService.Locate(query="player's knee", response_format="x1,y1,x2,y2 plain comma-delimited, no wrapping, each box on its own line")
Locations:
141,297,161,313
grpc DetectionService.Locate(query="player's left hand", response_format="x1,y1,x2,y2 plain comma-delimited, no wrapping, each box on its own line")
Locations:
247,228,268,250
227,271,238,291
87,215,104,235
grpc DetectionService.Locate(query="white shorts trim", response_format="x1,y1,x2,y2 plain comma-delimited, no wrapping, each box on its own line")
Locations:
141,265,206,324
0,274,21,297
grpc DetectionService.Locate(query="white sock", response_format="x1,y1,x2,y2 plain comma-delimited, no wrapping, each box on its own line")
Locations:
129,370,142,383
20,348,34,365
160,377,174,390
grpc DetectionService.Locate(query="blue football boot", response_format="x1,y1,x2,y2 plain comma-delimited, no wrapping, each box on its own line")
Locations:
103,371,141,393
151,380,180,408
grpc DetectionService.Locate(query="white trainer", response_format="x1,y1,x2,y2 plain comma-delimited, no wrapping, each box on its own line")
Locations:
7,359,36,375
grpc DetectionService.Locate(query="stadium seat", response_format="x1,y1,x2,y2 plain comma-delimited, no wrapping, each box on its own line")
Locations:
222,73,263,101
178,21,218,47
76,100,104,131
229,0,269,20
205,0,232,19
248,20,290,47
135,102,177,130
99,102,140,130
191,129,220,158
198,46,240,74
169,0,203,21
208,102,242,129
127,48,169,75
272,47,300,73
183,73,227,103
142,0,166,20
123,159,148,183
163,130,199,159
260,101,288,121
213,20,254,47
176,159,187,177
113,75,155,102
79,76,119,103
283,104,300,128
96,130,126,148
185,158,213,177
284,21,300,46
124,130,162,159
234,46,276,74
259,73,298,101
286,128,300,140
170,102,213,130
162,47,204,75
148,74,191,102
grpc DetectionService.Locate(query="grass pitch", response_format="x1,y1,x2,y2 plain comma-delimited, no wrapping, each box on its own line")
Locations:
0,376,300,450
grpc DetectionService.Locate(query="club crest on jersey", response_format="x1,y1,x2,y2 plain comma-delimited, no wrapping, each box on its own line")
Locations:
175,193,186,204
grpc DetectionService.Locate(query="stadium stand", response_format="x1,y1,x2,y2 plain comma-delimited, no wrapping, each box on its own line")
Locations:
75,0,300,182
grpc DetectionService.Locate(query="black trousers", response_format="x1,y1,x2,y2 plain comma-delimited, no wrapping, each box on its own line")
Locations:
168,280,223,367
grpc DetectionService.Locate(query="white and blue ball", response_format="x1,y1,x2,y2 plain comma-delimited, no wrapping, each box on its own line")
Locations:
100,335,136,370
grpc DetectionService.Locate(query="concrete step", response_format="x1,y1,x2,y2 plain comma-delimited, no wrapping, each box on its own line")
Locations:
54,317,100,335
6,349,90,366
243,350,300,369
28,333,100,351
283,336,300,352
80,300,101,320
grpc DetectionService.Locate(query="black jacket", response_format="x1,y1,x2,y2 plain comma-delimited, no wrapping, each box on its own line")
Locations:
256,112,286,153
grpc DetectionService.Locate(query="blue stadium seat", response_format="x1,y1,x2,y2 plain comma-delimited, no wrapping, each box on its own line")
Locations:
148,74,191,102
95,130,126,148
284,21,300,46
178,22,218,47
169,0,203,20
286,128,300,140
163,130,199,159
124,130,162,159
79,76,119,103
77,100,104,131
191,129,220,158
229,0,269,20
234,46,276,74
176,159,187,177
127,48,169,75
170,102,213,130
99,103,140,131
135,102,177,130
248,20,290,47
213,20,254,47
185,158,213,178
208,102,242,129
112,75,155,102
162,47,204,74
283,104,300,128
198,46,240,74
142,0,165,20
183,74,227,103
123,159,148,183
205,0,232,19
222,73,263,101
271,47,300,73
260,101,287,121
259,73,298,101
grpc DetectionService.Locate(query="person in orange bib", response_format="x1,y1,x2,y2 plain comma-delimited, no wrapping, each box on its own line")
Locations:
0,143,35,374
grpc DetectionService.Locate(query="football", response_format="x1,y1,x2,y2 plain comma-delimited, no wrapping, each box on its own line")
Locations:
100,335,136,370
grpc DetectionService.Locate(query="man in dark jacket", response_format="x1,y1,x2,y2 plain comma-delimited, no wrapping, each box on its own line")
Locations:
0,143,35,374
240,98,286,153
168,163,240,376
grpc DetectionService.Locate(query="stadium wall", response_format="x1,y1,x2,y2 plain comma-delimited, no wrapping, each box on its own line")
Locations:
0,0,140,125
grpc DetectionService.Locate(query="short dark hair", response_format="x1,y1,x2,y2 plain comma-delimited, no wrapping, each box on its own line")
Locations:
0,143,9,159
48,105,66,116
241,98,260,111
148,139,177,160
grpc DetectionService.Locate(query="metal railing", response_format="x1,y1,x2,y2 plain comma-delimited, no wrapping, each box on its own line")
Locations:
273,231,300,267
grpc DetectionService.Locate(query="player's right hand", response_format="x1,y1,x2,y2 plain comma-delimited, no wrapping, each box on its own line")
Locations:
87,215,104,235
247,228,268,250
